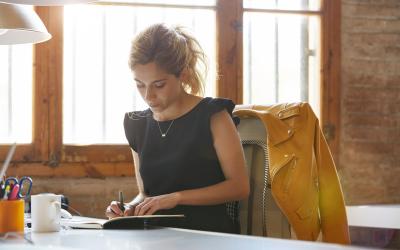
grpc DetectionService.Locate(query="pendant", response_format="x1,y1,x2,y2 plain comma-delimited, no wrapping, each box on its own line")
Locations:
162,134,166,137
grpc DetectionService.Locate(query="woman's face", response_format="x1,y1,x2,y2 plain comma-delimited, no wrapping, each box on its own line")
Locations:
133,62,183,114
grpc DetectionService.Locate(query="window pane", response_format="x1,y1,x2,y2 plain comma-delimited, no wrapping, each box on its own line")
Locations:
101,0,216,6
0,45,33,144
63,5,216,144
243,13,321,115
244,0,321,11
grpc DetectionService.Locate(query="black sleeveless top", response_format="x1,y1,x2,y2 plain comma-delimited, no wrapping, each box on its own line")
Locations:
123,97,239,233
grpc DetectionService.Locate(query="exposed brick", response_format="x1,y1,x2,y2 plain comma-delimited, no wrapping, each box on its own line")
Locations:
395,143,400,155
344,126,400,143
344,86,400,101
343,33,400,59
342,18,400,34
343,99,400,114
381,165,400,201
343,58,400,76
341,141,395,156
343,113,398,128
343,3,400,19
342,72,400,89
343,0,400,5
343,180,387,204
341,149,396,166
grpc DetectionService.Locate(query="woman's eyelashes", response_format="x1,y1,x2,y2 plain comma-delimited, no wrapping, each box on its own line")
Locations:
135,81,166,89
154,81,166,88
135,82,145,89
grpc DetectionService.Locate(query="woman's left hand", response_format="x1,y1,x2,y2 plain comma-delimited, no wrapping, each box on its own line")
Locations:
134,192,180,216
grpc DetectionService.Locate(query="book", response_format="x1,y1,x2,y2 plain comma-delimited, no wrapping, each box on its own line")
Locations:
61,214,185,230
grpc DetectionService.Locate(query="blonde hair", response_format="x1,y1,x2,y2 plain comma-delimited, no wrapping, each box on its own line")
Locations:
128,23,207,96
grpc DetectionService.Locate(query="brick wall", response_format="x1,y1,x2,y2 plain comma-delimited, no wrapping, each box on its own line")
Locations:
341,0,400,204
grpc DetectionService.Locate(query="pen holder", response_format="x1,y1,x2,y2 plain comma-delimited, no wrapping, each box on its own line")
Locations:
0,199,25,233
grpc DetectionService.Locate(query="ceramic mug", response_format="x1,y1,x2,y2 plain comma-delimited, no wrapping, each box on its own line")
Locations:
31,193,62,232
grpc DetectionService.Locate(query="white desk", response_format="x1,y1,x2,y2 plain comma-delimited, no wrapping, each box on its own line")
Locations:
2,227,368,250
346,204,400,229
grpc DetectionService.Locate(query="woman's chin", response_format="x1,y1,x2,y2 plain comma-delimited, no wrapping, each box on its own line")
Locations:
149,105,162,112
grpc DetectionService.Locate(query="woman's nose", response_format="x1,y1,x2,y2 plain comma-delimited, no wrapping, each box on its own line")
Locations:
144,87,155,101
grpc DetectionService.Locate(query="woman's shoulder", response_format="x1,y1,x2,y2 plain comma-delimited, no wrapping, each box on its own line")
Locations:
202,97,239,125
124,109,152,130
125,109,151,121
202,97,235,114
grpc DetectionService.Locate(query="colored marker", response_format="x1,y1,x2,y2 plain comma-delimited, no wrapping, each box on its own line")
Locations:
8,183,20,200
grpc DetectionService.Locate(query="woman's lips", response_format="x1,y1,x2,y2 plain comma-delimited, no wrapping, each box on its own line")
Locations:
149,104,159,108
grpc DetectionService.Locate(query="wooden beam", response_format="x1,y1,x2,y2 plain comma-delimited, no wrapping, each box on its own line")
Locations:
0,144,38,162
7,162,134,178
32,7,52,162
35,7,64,166
216,0,243,104
63,145,132,163
321,0,341,163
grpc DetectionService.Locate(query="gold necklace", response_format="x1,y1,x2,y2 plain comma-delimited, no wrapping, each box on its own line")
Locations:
156,120,174,138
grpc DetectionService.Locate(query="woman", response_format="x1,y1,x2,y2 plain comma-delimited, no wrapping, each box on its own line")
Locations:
105,23,249,233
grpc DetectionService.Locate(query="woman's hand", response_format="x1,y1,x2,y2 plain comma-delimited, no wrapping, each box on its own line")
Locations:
105,201,124,219
106,193,146,218
134,192,181,216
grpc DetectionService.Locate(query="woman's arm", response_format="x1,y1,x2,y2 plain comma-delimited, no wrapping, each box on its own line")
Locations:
134,110,249,215
124,150,146,215
178,109,250,203
131,149,146,200
105,149,146,218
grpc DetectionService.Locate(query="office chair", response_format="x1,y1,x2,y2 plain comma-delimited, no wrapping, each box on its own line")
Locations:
233,115,291,238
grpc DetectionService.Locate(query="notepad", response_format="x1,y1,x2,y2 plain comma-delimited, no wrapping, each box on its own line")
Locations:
61,215,185,229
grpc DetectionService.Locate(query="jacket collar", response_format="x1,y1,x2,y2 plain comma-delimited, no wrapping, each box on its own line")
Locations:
234,108,294,146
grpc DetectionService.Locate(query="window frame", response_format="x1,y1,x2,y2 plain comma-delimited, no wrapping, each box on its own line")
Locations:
3,0,341,177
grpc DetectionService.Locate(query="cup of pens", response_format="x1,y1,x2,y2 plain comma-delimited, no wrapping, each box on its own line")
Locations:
0,176,33,233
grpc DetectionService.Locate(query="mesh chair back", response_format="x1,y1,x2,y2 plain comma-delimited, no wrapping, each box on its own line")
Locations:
237,116,291,238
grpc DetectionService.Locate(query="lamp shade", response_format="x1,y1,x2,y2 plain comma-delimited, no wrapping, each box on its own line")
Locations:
0,3,51,45
0,0,97,5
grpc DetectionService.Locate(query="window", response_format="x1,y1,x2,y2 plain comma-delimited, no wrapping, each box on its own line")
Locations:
1,0,340,176
243,0,322,115
0,44,33,144
63,2,216,144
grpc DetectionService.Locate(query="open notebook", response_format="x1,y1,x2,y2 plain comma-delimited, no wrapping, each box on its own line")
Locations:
61,215,185,229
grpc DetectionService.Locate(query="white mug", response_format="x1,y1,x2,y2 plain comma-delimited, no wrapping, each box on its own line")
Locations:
31,193,62,232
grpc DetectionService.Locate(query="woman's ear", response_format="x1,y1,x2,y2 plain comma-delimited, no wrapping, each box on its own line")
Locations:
179,68,190,83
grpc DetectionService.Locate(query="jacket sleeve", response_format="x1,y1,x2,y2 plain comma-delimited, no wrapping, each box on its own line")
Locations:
315,120,350,244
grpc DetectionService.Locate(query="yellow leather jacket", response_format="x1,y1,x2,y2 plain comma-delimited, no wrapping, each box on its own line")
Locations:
234,102,350,244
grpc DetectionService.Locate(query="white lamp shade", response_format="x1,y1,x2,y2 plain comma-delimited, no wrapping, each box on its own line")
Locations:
0,3,51,45
0,0,97,5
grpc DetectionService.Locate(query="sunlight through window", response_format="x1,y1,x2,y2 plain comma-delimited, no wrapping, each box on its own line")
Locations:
63,3,216,144
0,44,33,144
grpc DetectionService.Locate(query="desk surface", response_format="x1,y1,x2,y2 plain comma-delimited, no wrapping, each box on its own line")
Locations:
2,227,368,250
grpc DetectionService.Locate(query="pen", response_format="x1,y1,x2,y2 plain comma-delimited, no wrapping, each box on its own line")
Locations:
118,190,125,212
0,183,4,198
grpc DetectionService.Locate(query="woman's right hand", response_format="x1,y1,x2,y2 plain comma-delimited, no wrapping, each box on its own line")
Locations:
105,200,124,219
105,193,146,218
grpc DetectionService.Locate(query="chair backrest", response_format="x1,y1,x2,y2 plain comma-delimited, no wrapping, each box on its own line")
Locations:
237,116,291,238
